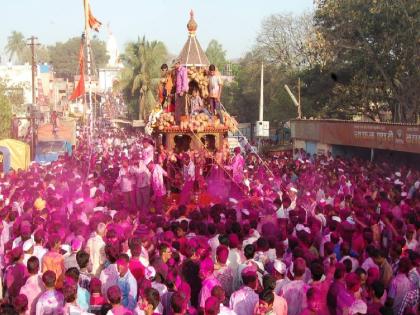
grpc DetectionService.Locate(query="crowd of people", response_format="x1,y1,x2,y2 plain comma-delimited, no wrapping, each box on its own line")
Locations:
0,126,418,315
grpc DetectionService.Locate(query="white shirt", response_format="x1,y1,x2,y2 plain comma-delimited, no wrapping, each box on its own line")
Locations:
133,163,151,189
143,145,154,165
100,263,119,297
116,167,134,192
220,304,237,315
183,160,195,182
35,289,64,315
229,286,258,315
86,233,105,276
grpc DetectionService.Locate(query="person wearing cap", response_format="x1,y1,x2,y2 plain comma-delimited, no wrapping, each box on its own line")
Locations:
174,59,188,125
272,260,289,296
22,238,34,266
229,265,259,315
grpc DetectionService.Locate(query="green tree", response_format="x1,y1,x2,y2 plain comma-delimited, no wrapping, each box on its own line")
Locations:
5,31,26,64
222,50,297,124
117,37,168,121
0,80,14,139
21,45,50,64
205,40,227,72
49,36,109,79
315,0,420,122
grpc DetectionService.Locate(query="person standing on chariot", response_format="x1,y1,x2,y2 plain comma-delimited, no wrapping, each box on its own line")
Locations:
208,64,224,123
174,59,189,125
157,63,173,109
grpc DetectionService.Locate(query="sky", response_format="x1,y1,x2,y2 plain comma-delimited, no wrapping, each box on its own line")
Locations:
0,0,314,62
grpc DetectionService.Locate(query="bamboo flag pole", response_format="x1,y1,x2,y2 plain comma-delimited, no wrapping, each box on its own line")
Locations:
83,0,93,138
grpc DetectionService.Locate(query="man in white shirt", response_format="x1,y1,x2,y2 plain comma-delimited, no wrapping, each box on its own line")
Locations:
85,222,106,276
229,266,259,315
142,137,155,166
132,159,151,213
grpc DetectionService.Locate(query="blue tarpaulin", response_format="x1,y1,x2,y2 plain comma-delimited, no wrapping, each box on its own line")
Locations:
35,141,72,164
0,146,11,174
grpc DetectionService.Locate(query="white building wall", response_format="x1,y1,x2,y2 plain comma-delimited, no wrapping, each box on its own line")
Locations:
0,64,32,104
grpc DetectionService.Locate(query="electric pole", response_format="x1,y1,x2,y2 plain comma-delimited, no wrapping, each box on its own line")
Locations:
27,36,40,160
27,36,40,106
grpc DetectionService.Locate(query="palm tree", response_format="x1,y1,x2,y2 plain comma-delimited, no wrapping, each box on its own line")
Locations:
5,31,27,64
117,36,168,121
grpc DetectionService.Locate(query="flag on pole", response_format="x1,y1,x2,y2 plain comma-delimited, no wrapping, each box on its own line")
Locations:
69,43,85,100
87,4,102,31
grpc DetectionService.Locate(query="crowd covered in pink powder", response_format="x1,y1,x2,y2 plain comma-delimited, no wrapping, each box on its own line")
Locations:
0,128,418,315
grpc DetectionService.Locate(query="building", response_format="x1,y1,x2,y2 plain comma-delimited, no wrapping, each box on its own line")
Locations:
0,64,32,105
98,25,123,93
291,119,420,165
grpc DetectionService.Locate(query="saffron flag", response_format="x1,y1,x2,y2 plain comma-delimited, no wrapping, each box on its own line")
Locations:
88,4,102,31
69,43,85,101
